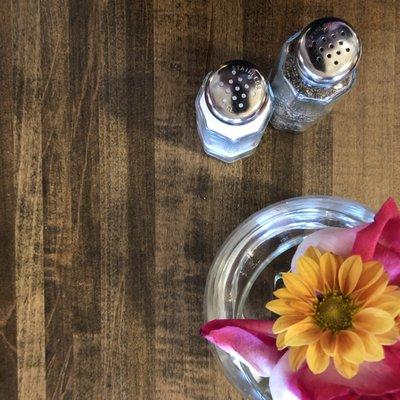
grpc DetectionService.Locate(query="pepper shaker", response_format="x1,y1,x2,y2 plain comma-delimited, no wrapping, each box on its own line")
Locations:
269,17,361,133
195,60,273,163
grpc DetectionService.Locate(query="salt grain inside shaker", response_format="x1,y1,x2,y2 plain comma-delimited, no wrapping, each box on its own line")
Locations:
269,17,361,133
195,60,273,163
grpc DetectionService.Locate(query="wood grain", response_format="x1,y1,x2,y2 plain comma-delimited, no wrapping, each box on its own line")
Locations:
0,1,399,399
41,0,73,398
13,0,46,398
0,0,17,398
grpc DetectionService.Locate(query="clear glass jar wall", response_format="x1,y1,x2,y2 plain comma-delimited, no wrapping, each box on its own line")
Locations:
204,196,374,399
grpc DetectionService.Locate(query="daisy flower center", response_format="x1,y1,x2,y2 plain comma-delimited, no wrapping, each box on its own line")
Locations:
314,293,355,332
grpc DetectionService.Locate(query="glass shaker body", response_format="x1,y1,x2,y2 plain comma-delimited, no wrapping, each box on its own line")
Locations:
195,61,273,163
270,19,360,133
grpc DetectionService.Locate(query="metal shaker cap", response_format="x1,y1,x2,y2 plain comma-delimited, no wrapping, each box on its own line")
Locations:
296,17,361,85
205,60,269,125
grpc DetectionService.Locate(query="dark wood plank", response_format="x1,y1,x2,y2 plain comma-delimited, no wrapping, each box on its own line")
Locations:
99,2,130,398
0,1,17,398
69,0,101,336
98,0,156,398
69,0,102,397
72,333,101,399
41,0,73,399
125,1,156,398
12,0,46,398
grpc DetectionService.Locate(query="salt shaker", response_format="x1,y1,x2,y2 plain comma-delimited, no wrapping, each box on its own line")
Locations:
195,60,273,163
269,17,361,133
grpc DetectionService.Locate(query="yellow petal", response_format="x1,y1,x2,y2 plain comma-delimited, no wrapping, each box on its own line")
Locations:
355,261,384,292
297,256,322,291
282,272,313,298
334,354,359,379
320,252,340,290
369,294,400,317
288,346,307,371
284,320,322,346
266,299,312,316
303,246,322,263
320,330,337,356
334,254,344,266
266,299,294,315
385,285,399,293
336,330,365,364
276,332,287,350
354,275,389,307
338,255,362,295
353,307,395,334
354,329,384,362
273,315,307,334
291,300,314,314
376,326,400,345
387,290,400,303
273,288,298,300
306,341,330,374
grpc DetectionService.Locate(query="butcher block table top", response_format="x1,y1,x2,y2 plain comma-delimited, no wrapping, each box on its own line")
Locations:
0,1,398,399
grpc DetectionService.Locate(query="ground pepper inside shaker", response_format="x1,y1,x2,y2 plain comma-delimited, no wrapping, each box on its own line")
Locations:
195,60,273,163
269,17,361,133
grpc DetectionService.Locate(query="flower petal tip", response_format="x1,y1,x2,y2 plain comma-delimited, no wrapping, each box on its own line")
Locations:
200,319,283,377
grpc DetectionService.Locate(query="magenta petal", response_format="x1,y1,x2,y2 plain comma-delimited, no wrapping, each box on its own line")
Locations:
268,347,400,399
269,352,309,400
334,393,400,400
269,352,350,400
353,198,399,260
341,395,400,400
313,346,400,397
201,318,276,339
352,198,400,283
291,227,360,270
372,217,400,284
200,319,281,377
332,395,359,400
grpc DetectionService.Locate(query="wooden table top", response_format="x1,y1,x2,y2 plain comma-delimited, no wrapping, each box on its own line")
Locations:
1,1,398,399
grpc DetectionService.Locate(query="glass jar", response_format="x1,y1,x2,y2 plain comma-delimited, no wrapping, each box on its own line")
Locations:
269,18,361,133
204,196,374,399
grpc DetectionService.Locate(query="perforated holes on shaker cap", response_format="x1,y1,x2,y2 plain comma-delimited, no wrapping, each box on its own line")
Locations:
300,18,361,83
205,60,268,124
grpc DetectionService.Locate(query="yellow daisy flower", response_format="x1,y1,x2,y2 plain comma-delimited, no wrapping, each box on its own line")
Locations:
266,247,400,379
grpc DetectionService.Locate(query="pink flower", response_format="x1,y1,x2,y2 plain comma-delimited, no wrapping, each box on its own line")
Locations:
201,198,400,400
200,319,282,376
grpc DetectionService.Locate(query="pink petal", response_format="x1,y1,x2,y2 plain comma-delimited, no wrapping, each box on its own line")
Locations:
372,218,400,284
269,352,309,400
200,319,282,377
353,198,399,260
269,352,350,400
314,346,400,397
291,227,360,270
353,198,400,284
269,345,400,400
334,393,400,400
